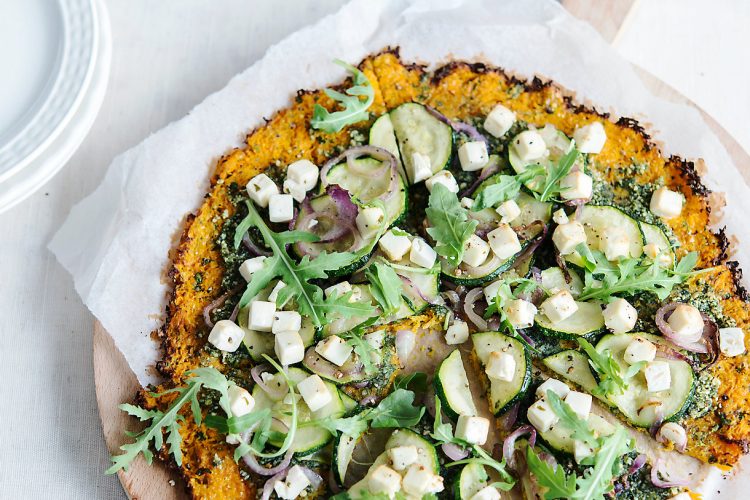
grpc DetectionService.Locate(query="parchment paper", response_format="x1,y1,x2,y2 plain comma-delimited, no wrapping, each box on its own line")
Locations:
48,0,750,495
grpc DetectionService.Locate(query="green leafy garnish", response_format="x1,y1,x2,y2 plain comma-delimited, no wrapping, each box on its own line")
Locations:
338,317,380,375
472,165,545,210
546,391,598,449
426,183,479,266
576,338,635,397
526,446,577,499
366,261,404,316
536,146,579,202
311,60,374,133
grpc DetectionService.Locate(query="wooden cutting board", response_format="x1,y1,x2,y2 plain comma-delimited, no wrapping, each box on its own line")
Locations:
94,2,750,498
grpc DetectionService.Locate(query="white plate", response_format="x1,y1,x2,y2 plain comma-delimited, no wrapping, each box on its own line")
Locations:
0,0,110,212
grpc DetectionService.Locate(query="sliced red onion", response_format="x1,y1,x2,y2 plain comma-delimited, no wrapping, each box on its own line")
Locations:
360,395,379,406
261,469,289,500
298,466,324,489
395,330,416,364
294,185,361,257
441,443,470,461
320,145,399,186
516,329,536,347
655,304,720,371
460,160,501,198
244,447,294,477
228,300,241,323
425,106,488,144
629,454,647,474
464,288,489,330
303,347,364,381
400,276,436,305
242,233,271,257
503,425,537,470
554,249,573,285
202,285,241,328
328,469,341,494
499,401,521,431
442,290,461,311
251,364,287,400
648,406,665,438
656,423,688,453
650,459,691,488
655,303,705,352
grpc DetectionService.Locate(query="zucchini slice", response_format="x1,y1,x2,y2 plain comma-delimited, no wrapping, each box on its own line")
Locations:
472,331,532,415
540,266,583,297
542,350,598,392
538,413,616,456
508,125,572,191
389,102,453,183
368,113,406,178
534,301,605,340
435,350,478,420
641,221,675,267
322,284,414,339
455,462,489,499
566,205,644,266
333,432,363,487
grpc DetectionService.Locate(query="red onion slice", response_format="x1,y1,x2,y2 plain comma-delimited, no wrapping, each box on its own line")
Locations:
650,459,691,488
425,105,488,144
655,303,720,370
464,288,489,330
202,285,242,328
261,469,289,500
499,402,521,431
629,454,647,474
298,466,324,489
242,233,271,257
320,145,399,186
244,447,294,477
359,395,378,406
460,159,501,198
503,425,537,470
251,364,287,400
441,443,470,460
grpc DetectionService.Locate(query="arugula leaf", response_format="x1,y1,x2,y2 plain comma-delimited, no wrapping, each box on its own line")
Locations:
526,446,577,499
314,414,369,437
426,183,479,266
546,391,598,449
576,338,629,397
311,60,374,133
338,317,380,375
472,165,545,210
366,262,404,316
394,371,428,392
572,427,631,500
537,146,580,202
368,388,425,428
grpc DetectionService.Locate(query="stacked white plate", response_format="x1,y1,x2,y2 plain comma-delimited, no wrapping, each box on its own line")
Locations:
0,0,111,213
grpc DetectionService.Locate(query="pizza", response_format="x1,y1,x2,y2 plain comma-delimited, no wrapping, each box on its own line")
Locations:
107,49,750,500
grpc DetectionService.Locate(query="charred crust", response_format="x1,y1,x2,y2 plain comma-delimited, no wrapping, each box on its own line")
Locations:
672,156,711,197
712,227,731,265
562,95,610,120
726,261,749,301
430,60,509,85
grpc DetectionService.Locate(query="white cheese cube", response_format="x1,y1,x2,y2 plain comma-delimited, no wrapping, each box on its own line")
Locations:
368,465,402,497
574,440,595,464
228,385,255,417
208,320,245,352
239,256,267,282
248,300,276,332
650,187,683,219
504,299,537,329
536,378,570,399
552,221,587,255
356,206,385,238
527,399,559,433
409,237,437,268
485,351,516,382
644,361,671,392
643,242,660,260
283,178,307,202
470,486,501,500
274,330,305,366
364,329,385,350
287,159,319,191
540,290,578,323
623,336,657,364
483,280,503,305
487,224,522,259
268,193,294,223
512,130,546,162
246,174,279,208
402,464,445,496
274,465,311,500
667,304,704,343
455,415,490,445
410,152,433,184
272,311,301,334
560,171,593,200
315,335,353,366
325,281,352,299
656,422,687,448
379,229,412,261
387,445,419,471
573,122,607,154
495,199,521,223
564,391,592,420
267,281,287,306
720,327,746,357
600,227,630,261
462,234,490,267
552,208,569,225
445,320,470,345
297,374,332,412
426,170,459,194
602,298,638,334
460,197,475,209
484,104,516,138
458,141,489,172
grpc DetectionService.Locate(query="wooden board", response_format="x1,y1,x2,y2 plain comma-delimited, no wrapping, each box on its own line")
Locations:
94,2,750,498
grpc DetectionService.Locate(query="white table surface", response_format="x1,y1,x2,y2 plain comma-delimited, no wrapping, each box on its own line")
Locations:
0,1,748,498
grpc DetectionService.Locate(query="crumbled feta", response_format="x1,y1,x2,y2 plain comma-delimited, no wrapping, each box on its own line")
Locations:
274,330,305,366
272,311,302,334
644,361,671,392
325,281,352,299
552,221,587,255
368,465,402,497
297,374,332,412
208,320,245,352
574,440,595,464
535,378,570,399
667,303,704,343
602,298,638,334
445,320,470,345
487,223,522,259
495,199,521,223
484,104,516,138
564,391,592,420
624,336,657,364
650,187,684,219
239,256,267,281
485,351,516,382
364,329,385,350
246,174,279,207
274,465,311,500
483,280,504,305
527,399,558,432
402,464,444,496
426,170,459,194
540,290,578,323
560,171,593,200
283,178,307,202
409,237,437,268
268,193,294,223
248,300,276,332
504,299,537,329
410,152,433,184
552,208,569,225
573,122,607,154
228,385,255,417
460,197,475,209
356,206,385,238
455,415,490,445
387,445,419,471
512,130,546,162
458,141,489,172
719,327,746,357
315,335,353,366
286,159,319,191
379,229,412,261
470,485,502,500
462,234,491,267
268,281,287,306
600,227,630,261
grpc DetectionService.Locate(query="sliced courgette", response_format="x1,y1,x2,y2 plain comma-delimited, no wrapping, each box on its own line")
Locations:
537,413,615,456
472,331,532,415
322,284,413,339
368,113,406,178
455,462,489,499
565,205,645,267
540,266,583,297
534,301,605,340
334,432,363,487
435,350,478,420
542,350,598,392
641,221,676,267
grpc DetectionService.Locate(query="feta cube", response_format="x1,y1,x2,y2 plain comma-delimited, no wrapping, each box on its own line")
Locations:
462,234,490,267
239,256,267,282
574,440,595,464
368,465,402,497
325,281,352,299
719,327,746,357
495,199,521,223
458,141,489,172
410,152,433,184
208,320,245,352
512,130,546,162
272,311,301,334
483,280,504,305
409,237,437,268
552,221,587,255
387,445,419,471
274,330,305,366
484,104,516,138
602,298,638,334
540,267,582,297
540,290,578,323
445,320,470,345
460,197,475,209
315,335,353,366
268,281,287,305
667,304,704,343
552,208,569,225
573,122,607,154
268,193,294,223
527,399,559,432
248,300,276,332
504,299,537,329
228,385,255,417
560,171,593,201
287,159,319,190
297,374,332,412
455,415,490,445
564,391,592,420
426,170,459,194
356,206,385,238
470,486,501,500
535,378,570,400
283,178,307,202
624,336,657,364
650,187,684,219
487,223,522,259
364,329,385,350
644,361,671,392
246,174,279,208
402,464,445,496
485,351,516,382
656,422,687,448
274,465,311,500
379,229,412,261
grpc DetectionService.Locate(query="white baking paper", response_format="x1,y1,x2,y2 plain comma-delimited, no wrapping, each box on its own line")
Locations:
49,0,750,495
